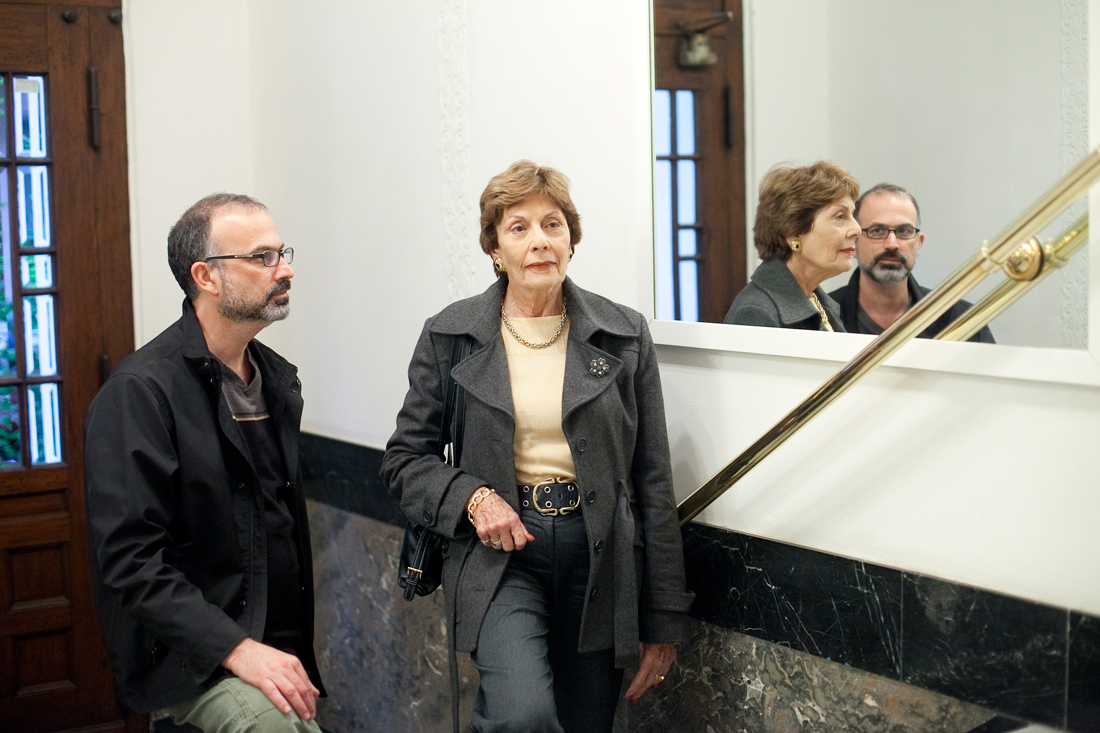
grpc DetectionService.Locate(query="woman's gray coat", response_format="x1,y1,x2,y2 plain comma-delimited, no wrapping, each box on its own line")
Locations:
382,276,694,669
723,258,846,331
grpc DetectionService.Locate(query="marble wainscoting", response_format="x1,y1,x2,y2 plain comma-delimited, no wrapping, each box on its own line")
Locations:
306,500,478,732
299,434,1099,733
625,624,996,733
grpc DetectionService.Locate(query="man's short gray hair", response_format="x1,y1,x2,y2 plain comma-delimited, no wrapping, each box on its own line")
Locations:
167,193,267,299
854,183,920,227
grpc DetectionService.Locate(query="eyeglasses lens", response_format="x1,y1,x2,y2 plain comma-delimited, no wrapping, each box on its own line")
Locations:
262,248,294,266
866,226,917,240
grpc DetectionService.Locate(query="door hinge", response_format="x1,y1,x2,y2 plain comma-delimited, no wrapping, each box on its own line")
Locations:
88,66,101,150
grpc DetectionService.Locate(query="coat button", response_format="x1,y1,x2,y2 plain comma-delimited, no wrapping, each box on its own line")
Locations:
238,482,245,490
422,510,434,524
586,490,597,504
240,599,246,606
577,439,587,452
594,539,604,552
589,588,598,600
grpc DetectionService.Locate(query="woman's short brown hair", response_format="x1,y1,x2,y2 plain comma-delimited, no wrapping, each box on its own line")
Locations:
753,161,859,262
479,160,583,273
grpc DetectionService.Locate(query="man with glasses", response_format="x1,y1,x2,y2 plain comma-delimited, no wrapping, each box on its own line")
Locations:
85,193,326,732
829,183,994,343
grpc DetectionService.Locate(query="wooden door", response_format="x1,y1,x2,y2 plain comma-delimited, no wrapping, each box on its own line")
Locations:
654,0,746,323
0,3,135,731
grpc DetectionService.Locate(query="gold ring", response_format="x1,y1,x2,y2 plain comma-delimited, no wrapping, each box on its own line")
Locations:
655,674,665,682
481,539,492,547
491,539,502,548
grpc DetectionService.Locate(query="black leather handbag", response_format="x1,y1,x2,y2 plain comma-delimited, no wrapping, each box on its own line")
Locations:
398,335,472,601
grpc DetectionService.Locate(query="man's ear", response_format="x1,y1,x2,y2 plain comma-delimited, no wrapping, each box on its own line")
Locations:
190,260,220,297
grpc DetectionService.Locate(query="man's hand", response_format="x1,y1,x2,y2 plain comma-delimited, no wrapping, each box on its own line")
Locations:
222,638,320,721
624,642,676,703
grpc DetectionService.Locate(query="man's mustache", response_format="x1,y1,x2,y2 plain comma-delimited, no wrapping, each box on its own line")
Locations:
874,248,907,267
268,279,292,298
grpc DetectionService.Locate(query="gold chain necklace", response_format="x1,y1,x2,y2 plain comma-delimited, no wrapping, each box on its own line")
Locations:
808,293,834,332
501,296,568,349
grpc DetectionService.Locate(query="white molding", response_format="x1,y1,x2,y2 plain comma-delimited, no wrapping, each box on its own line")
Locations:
439,0,477,302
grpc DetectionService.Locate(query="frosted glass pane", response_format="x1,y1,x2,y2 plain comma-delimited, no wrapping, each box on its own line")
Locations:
653,90,671,157
0,76,7,158
0,386,19,466
677,160,696,225
23,294,57,376
13,76,47,159
655,160,674,321
678,229,698,257
28,383,61,465
17,166,50,248
21,255,53,288
678,260,699,322
675,90,695,155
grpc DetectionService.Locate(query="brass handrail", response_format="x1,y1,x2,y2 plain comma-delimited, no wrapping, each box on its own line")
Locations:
678,148,1100,525
937,215,1088,342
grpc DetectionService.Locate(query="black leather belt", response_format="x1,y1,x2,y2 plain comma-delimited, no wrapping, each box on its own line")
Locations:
519,479,580,516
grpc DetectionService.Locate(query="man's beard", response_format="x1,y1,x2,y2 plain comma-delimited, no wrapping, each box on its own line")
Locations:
863,248,912,284
218,275,292,323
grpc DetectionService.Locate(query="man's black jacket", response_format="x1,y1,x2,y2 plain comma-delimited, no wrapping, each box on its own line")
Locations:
830,269,995,343
84,300,324,712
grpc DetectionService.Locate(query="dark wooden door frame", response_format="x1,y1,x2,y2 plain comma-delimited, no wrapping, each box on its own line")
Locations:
654,0,747,323
0,3,136,732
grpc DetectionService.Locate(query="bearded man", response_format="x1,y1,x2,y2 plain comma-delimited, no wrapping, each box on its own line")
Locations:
829,183,995,343
85,193,326,732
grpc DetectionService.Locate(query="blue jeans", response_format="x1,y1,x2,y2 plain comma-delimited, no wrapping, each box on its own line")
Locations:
469,511,623,733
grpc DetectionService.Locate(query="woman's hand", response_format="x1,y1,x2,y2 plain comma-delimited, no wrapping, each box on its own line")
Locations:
472,490,534,551
624,642,676,703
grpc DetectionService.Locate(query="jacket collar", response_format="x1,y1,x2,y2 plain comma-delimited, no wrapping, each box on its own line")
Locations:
752,259,826,327
431,276,640,345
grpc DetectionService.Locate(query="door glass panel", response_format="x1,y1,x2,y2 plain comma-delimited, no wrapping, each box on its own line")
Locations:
655,159,673,320
0,385,19,467
27,383,61,465
0,174,11,378
23,294,57,377
13,76,47,159
17,165,51,248
679,228,698,257
21,255,53,288
676,159,696,225
675,90,695,155
678,260,699,322
0,76,8,158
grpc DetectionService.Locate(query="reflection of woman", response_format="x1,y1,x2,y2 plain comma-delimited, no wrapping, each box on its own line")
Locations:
724,161,860,331
383,160,693,732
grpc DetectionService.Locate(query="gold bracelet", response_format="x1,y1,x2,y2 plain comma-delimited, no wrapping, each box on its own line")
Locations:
466,487,495,526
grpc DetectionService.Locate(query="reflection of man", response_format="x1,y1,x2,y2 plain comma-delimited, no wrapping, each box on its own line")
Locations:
829,183,994,343
85,194,325,731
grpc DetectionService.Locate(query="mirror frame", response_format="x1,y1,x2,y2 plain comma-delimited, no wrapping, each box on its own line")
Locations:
641,0,1100,388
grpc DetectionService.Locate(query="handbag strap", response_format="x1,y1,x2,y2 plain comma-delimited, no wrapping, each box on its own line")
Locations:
438,335,473,466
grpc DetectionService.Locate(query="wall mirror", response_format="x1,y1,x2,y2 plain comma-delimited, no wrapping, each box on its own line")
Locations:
652,0,1090,352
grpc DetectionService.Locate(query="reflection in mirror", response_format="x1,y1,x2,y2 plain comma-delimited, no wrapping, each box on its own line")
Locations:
653,0,1088,349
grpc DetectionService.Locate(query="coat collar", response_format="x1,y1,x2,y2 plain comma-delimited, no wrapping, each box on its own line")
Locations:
444,277,639,424
751,258,843,328
430,276,640,345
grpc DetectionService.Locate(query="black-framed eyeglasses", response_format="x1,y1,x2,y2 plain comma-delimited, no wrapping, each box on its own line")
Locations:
203,247,294,267
861,226,919,241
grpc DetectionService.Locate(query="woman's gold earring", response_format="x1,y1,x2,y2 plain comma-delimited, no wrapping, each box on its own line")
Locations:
568,247,574,262
494,258,506,272
789,239,802,253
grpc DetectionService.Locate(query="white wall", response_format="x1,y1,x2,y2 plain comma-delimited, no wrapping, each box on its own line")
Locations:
125,0,1100,619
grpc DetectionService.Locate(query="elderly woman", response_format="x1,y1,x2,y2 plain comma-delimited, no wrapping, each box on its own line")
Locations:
723,161,860,331
382,160,693,733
